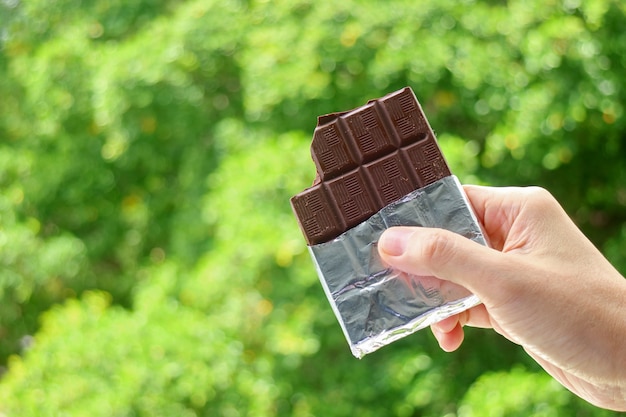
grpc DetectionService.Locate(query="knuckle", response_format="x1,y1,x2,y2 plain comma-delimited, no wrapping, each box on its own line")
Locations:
524,186,559,212
418,230,456,266
524,186,550,201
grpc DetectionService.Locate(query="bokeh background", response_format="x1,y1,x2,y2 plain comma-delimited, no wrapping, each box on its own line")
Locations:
1,0,625,415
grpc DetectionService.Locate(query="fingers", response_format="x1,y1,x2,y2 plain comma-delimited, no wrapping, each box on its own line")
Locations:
430,305,493,351
431,321,464,352
378,226,507,297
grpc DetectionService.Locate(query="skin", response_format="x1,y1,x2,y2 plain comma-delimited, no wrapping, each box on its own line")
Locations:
377,185,626,411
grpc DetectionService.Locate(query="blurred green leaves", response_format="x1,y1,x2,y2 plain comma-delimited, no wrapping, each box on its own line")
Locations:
0,0,625,415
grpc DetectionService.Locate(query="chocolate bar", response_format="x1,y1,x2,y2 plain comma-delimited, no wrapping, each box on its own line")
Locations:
291,87,451,245
290,87,487,358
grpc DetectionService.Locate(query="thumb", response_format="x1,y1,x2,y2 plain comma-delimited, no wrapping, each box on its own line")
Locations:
378,226,508,298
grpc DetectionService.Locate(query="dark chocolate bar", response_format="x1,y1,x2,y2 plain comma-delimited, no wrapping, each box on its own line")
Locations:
290,87,487,357
291,87,451,245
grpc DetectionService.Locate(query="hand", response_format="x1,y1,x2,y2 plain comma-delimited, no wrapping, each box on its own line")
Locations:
377,185,626,411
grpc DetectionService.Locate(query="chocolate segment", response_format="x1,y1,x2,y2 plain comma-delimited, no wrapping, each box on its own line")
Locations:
342,103,396,164
325,169,379,230
311,121,358,181
290,186,344,245
372,152,417,204
291,87,451,245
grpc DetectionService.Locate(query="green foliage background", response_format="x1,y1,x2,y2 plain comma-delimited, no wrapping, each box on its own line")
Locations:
0,0,625,415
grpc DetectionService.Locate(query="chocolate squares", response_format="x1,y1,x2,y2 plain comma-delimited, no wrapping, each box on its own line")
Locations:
291,87,451,245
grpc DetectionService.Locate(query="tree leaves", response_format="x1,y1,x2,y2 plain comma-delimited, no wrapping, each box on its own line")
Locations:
0,1,625,415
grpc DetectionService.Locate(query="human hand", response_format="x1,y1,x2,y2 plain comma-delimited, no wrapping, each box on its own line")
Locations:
377,185,626,411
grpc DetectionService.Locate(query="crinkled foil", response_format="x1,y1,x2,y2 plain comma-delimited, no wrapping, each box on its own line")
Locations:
309,176,487,358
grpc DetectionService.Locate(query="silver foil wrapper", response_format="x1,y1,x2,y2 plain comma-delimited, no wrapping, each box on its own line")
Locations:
309,175,487,358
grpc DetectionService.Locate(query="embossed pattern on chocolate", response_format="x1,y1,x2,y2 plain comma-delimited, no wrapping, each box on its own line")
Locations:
291,87,451,245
